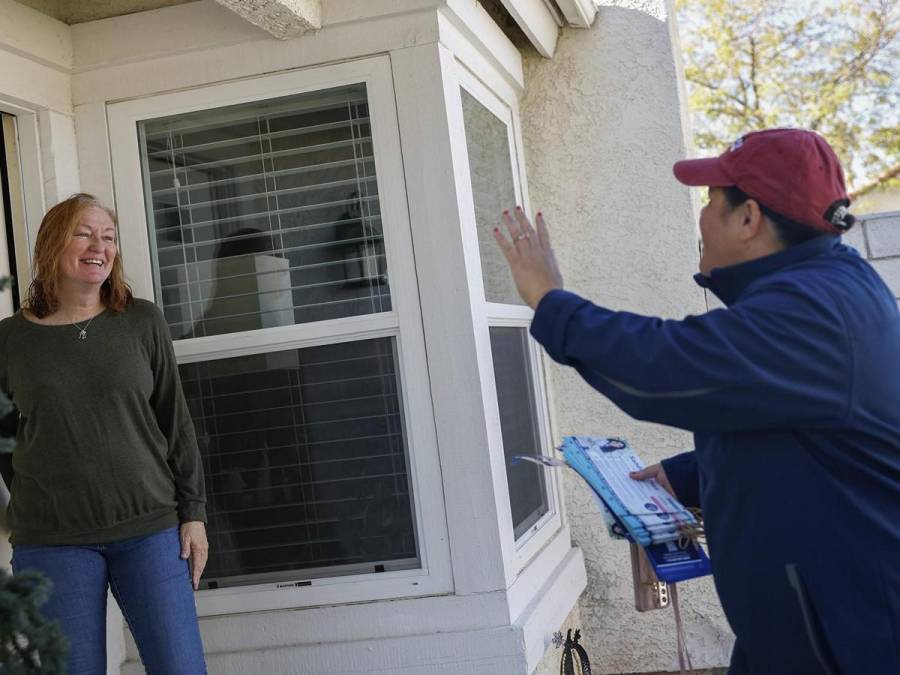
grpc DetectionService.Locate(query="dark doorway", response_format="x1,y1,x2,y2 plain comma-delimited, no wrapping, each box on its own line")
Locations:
0,114,23,313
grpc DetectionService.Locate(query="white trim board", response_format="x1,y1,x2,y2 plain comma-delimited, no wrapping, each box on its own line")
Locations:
392,41,515,595
178,541,586,674
499,0,560,57
555,0,598,28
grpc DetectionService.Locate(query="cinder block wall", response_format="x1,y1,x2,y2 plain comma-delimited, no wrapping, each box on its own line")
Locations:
848,211,900,301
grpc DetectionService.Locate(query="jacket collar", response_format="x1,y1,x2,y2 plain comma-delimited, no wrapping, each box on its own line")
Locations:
694,235,840,306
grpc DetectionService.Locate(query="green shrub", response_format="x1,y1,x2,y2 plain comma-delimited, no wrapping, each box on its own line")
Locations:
0,570,67,673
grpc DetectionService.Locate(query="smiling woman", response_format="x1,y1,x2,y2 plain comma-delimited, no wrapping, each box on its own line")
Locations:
0,193,210,673
22,194,130,322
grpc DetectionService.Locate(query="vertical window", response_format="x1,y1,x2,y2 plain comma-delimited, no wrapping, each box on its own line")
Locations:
460,86,552,543
459,89,522,306
489,327,548,539
137,84,419,588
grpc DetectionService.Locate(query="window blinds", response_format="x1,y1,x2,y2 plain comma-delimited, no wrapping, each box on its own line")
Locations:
181,338,418,588
138,84,391,339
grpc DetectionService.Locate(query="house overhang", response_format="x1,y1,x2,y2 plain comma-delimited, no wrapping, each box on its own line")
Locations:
213,0,322,39
13,0,597,59
495,0,598,58
210,0,597,55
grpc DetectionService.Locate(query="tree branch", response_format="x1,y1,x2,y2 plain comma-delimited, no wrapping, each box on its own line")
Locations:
686,75,751,110
749,36,761,114
850,163,900,200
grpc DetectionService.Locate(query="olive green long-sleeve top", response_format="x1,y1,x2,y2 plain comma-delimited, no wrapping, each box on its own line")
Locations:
0,299,206,545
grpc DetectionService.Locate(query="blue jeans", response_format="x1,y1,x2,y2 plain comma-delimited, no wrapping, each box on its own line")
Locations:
12,527,207,674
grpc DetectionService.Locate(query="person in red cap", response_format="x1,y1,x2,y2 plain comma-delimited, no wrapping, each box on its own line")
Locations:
494,128,900,674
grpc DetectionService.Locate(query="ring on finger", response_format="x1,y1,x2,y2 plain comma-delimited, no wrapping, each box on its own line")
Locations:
514,232,530,241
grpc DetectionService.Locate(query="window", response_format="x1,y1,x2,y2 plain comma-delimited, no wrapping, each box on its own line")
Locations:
106,60,450,605
459,89,521,306
489,327,548,539
459,79,556,549
136,83,417,589
139,84,388,340
180,338,415,588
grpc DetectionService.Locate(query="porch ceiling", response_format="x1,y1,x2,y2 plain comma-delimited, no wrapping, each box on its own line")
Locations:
15,0,199,24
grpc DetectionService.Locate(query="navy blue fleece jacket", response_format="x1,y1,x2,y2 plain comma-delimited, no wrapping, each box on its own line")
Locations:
530,236,900,674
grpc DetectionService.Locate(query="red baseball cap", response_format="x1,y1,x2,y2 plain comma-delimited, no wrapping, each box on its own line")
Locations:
673,128,854,233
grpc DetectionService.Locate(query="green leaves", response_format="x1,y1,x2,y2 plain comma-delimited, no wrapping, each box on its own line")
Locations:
677,0,900,193
0,570,68,674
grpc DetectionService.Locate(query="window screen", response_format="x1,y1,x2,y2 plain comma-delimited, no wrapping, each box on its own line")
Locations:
138,83,389,339
181,338,418,588
460,88,523,306
489,327,549,539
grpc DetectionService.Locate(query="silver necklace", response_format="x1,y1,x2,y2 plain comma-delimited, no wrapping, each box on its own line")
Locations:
69,311,100,340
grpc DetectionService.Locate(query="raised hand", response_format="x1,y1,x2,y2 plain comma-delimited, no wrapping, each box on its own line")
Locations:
493,206,563,309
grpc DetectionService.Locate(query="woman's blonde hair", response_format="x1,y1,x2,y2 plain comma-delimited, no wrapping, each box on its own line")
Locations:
23,193,133,317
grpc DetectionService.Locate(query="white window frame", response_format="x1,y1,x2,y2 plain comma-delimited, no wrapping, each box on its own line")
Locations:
106,56,453,616
454,62,562,572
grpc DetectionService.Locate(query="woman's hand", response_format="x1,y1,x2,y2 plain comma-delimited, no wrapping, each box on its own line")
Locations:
180,521,209,590
493,207,563,309
629,463,676,499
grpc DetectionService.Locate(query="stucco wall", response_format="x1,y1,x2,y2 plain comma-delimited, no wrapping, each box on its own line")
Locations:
524,2,734,673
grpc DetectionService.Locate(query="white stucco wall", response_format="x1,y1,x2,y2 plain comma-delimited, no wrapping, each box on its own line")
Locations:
524,2,734,673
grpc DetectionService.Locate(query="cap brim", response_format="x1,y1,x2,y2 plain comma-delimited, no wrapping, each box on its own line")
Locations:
673,157,733,187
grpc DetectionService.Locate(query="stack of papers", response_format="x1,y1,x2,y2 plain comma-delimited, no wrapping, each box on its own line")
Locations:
560,436,711,582
561,436,699,547
514,436,711,583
